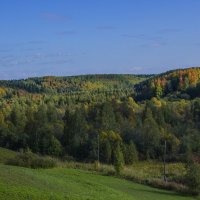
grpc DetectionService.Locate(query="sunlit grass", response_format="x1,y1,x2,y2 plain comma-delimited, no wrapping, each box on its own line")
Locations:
0,164,199,200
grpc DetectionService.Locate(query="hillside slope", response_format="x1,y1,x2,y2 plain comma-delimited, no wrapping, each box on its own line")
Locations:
135,67,200,100
0,147,17,163
0,164,199,200
0,74,150,94
0,68,200,163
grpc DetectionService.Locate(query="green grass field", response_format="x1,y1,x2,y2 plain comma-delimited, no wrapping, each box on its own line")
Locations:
0,164,199,200
0,147,17,163
0,147,199,200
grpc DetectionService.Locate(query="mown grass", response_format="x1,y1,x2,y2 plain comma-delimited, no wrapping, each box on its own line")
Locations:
0,164,199,200
0,148,198,199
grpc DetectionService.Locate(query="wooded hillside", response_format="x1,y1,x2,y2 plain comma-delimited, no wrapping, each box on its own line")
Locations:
0,68,200,164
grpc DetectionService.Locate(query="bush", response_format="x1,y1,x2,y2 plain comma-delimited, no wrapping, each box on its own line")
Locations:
94,160,100,171
114,143,124,175
62,155,75,162
48,136,63,156
185,162,200,194
6,151,56,169
30,157,56,169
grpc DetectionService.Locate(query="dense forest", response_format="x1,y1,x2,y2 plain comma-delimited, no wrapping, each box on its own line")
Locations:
0,68,200,164
136,67,200,100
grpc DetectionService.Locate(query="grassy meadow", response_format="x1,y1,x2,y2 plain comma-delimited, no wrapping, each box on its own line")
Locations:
0,147,199,200
0,164,199,200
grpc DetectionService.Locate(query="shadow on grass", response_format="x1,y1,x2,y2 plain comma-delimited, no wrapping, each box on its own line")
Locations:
131,188,196,198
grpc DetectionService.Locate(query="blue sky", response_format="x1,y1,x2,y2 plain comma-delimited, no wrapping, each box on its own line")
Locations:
0,0,200,79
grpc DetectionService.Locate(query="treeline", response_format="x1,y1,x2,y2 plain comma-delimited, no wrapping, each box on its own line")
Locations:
0,93,200,164
0,74,149,94
0,74,150,108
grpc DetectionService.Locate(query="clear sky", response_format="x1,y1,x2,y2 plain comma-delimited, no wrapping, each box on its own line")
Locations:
0,0,200,79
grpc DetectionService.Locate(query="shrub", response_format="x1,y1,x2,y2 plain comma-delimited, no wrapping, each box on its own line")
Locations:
6,150,56,169
114,143,124,175
30,157,56,169
48,136,63,156
94,160,100,171
62,155,75,162
185,162,200,194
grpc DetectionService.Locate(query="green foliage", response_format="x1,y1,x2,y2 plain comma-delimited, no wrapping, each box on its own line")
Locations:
100,139,112,163
6,150,56,169
141,108,161,159
0,69,200,165
185,162,200,193
124,141,138,165
48,136,62,156
136,67,200,100
0,74,148,96
101,102,117,131
114,143,124,174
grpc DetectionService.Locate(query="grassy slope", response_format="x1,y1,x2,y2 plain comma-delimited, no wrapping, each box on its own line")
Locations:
0,164,199,200
0,147,17,163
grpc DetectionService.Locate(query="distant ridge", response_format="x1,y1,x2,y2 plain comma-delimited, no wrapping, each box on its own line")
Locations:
0,74,151,94
135,67,200,100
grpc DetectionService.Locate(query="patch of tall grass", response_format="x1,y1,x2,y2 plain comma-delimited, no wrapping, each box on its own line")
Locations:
61,160,195,194
6,151,56,169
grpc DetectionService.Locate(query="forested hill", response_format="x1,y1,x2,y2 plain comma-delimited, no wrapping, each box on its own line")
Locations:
1,67,200,100
135,67,200,100
0,67,200,164
0,74,150,94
